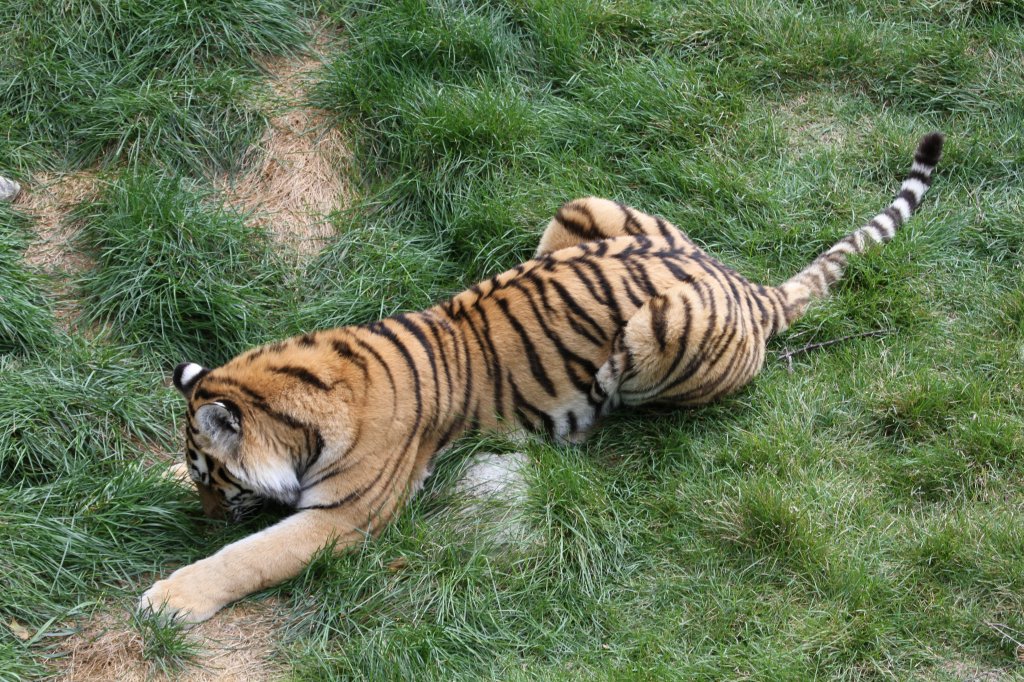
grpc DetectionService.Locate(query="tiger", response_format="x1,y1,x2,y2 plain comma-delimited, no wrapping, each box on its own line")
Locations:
140,133,944,623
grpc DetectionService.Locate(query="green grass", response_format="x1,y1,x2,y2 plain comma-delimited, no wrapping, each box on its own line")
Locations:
72,170,288,366
0,205,57,355
3,0,1024,678
0,0,310,174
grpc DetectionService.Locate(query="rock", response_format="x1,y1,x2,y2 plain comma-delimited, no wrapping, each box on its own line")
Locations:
0,175,21,202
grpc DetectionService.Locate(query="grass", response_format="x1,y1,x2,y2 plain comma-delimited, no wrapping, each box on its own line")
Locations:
0,205,55,355
72,170,288,366
2,0,1024,679
0,0,310,174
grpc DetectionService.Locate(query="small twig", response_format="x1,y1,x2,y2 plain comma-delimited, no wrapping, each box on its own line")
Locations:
777,330,888,373
986,621,1024,650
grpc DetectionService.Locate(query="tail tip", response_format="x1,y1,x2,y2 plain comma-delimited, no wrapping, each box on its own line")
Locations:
915,131,945,167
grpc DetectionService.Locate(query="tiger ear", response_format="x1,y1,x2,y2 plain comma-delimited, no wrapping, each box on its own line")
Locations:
173,362,209,398
195,402,242,456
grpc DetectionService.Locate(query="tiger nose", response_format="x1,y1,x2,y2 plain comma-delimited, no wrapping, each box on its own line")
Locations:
196,482,226,519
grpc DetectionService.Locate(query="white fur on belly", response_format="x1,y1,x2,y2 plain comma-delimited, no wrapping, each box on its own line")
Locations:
456,451,528,501
451,451,532,545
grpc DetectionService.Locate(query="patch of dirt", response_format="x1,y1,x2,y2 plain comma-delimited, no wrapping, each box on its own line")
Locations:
54,600,287,682
13,170,102,328
933,659,1014,681
14,171,100,273
219,39,351,258
775,94,856,153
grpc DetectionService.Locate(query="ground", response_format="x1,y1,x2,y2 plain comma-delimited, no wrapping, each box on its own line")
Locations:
2,0,1024,680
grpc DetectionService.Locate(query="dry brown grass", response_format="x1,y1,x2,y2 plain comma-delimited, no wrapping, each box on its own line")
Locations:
931,659,1015,681
14,170,101,275
54,600,287,682
219,40,351,258
774,93,857,153
13,170,103,329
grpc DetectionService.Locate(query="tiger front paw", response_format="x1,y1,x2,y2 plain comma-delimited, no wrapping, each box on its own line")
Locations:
138,565,228,624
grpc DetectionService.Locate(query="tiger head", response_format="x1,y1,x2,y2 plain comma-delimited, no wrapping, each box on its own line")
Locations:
171,361,314,522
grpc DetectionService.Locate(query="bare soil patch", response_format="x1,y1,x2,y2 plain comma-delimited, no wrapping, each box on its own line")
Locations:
775,93,859,153
14,171,100,274
219,41,351,257
932,659,1015,681
54,600,287,682
13,170,102,329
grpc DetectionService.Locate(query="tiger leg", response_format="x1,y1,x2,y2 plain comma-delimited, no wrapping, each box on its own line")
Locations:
139,508,370,623
535,197,697,256
593,281,767,411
